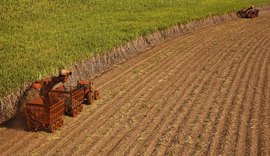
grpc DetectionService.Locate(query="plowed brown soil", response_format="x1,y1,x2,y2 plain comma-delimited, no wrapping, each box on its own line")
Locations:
1,11,270,156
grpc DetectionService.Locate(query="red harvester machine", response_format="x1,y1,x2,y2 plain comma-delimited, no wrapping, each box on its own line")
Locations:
24,70,100,132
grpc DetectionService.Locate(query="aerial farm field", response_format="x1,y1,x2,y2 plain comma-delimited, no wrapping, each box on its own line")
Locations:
1,8,270,155
0,0,269,97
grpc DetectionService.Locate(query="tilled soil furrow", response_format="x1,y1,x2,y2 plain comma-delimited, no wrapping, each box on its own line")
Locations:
246,47,270,155
132,52,238,156
221,38,268,155
0,131,33,153
220,33,268,154
258,49,270,155
262,52,270,156
232,38,270,156
136,22,262,155
191,28,270,156
152,35,256,156
94,22,251,156
164,23,266,156
187,33,270,156
206,32,266,155
73,29,221,156
41,28,214,156
97,35,228,156
180,58,237,156
251,49,269,155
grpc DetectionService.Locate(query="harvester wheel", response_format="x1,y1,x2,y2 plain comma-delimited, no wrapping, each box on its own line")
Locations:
87,92,94,105
56,121,59,128
57,120,62,128
76,107,80,114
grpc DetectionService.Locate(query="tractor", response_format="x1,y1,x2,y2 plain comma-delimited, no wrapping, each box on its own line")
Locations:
237,6,259,18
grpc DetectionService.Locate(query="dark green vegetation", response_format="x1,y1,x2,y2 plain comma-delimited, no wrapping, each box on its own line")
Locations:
0,0,269,97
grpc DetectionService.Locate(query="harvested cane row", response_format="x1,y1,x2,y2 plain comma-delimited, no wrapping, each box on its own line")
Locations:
1,11,270,155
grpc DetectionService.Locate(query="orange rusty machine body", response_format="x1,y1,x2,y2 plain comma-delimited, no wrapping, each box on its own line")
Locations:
50,81,100,117
24,70,99,132
24,97,65,132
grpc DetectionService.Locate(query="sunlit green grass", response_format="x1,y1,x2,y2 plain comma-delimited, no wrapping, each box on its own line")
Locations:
0,0,269,97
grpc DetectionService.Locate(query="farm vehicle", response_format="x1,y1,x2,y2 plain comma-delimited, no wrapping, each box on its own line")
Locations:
24,70,99,132
50,81,100,117
237,6,259,18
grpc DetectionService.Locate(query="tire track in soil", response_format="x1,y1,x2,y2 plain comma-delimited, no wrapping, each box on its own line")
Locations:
261,53,270,156
150,30,260,156
0,131,36,153
258,50,270,155
123,51,223,156
185,31,270,156
248,48,269,155
217,26,270,155
228,36,270,155
57,22,245,156
86,31,228,156
104,22,250,156
219,36,269,155
128,45,244,156
135,22,264,156
246,44,270,155
190,26,270,156
4,30,198,155
205,31,268,155
57,27,220,156
206,46,259,155
163,24,267,156
171,38,262,155
86,22,251,156
33,27,211,155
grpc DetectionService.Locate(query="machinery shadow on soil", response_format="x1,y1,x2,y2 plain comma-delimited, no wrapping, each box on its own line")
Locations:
0,112,26,131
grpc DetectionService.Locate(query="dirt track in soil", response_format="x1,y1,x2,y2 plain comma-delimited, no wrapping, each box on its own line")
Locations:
1,11,270,156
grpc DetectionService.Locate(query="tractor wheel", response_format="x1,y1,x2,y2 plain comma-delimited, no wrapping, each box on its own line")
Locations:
87,92,95,105
94,90,100,100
